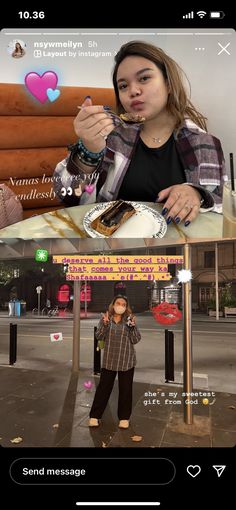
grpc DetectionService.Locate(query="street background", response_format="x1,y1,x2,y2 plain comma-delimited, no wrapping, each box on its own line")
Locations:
0,312,235,448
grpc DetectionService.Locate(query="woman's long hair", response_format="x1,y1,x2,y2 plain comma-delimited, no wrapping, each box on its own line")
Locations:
12,42,25,56
108,295,132,320
112,40,207,132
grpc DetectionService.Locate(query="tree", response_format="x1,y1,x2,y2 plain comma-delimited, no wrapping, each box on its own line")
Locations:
207,282,236,311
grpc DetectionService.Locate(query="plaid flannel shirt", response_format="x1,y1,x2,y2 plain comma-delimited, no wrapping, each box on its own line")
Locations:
53,119,227,213
96,317,141,371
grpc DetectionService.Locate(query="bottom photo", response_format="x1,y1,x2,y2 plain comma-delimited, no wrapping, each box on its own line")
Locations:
0,237,235,448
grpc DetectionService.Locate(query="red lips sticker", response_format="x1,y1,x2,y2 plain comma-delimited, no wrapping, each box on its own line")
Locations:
152,302,182,325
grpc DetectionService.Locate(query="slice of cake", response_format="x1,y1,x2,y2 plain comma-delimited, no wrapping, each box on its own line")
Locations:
91,200,136,236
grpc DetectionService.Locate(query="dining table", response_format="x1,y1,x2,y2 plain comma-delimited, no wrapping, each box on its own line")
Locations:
0,201,223,241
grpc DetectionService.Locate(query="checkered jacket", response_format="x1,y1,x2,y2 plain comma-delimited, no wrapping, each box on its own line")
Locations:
53,120,227,213
96,317,141,371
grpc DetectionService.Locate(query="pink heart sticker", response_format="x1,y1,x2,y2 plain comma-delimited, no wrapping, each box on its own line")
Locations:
25,71,58,103
53,334,59,340
84,184,94,194
83,381,93,389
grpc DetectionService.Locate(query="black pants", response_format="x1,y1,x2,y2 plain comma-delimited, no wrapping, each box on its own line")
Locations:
90,367,134,420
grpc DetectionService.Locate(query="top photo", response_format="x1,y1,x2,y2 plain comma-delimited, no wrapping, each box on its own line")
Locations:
0,28,235,240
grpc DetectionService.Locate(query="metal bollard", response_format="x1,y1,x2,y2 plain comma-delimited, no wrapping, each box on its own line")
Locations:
9,323,17,365
93,326,101,375
165,329,174,382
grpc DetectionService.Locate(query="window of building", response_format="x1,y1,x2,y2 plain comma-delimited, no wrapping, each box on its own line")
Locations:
199,286,216,311
204,251,215,268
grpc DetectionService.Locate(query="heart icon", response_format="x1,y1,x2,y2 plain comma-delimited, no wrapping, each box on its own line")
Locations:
25,71,58,103
53,334,59,340
83,381,93,390
84,184,95,194
47,88,60,102
187,465,201,478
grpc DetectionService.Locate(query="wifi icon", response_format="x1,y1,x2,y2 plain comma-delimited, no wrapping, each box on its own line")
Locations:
197,10,207,18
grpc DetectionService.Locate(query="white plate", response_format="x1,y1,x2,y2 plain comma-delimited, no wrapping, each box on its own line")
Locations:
83,201,167,238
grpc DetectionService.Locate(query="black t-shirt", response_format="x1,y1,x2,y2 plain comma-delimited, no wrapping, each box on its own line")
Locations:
118,134,186,202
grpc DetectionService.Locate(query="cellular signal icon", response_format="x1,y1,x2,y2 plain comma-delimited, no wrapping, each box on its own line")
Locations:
183,11,194,18
197,10,207,18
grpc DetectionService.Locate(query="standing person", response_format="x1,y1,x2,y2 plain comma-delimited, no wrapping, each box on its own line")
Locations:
54,40,226,228
89,295,141,429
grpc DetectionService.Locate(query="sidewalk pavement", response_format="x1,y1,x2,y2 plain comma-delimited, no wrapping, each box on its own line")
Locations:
0,363,235,448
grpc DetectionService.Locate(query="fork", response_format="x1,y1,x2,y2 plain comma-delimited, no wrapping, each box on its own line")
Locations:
108,110,131,128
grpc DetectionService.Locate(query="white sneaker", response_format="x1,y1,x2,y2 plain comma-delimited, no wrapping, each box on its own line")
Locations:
119,420,129,429
89,418,99,427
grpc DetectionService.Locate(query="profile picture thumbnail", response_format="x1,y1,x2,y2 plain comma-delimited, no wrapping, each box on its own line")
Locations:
8,39,26,59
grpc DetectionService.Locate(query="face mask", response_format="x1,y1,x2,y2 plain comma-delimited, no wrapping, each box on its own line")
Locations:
114,305,126,315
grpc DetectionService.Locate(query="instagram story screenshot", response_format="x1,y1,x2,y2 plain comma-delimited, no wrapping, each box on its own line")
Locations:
0,6,235,509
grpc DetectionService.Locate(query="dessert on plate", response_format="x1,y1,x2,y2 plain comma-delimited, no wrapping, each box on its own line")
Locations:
91,200,136,236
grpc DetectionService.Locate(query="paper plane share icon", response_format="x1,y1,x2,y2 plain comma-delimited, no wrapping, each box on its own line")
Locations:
212,465,226,477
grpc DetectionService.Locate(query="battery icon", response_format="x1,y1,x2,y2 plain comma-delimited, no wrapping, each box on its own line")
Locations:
210,11,225,19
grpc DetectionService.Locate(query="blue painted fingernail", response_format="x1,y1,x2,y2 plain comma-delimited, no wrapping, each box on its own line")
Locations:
161,207,168,216
167,216,172,225
185,220,191,227
103,105,111,111
175,217,180,224
85,95,91,99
